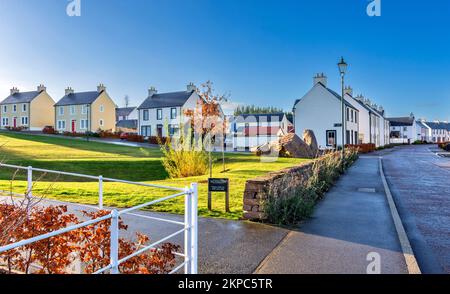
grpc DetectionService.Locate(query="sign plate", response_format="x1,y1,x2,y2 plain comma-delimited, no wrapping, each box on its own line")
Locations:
208,178,229,193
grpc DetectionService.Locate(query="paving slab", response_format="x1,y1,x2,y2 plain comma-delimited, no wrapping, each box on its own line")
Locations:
256,157,408,274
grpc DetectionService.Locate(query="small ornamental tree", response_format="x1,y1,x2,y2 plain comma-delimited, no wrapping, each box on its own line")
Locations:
183,81,228,176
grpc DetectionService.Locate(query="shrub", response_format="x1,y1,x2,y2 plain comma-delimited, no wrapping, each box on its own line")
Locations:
42,126,56,134
98,129,121,139
0,203,180,274
264,148,359,225
160,130,208,178
440,142,450,151
5,126,26,132
125,133,145,142
413,140,428,145
148,136,168,145
345,143,375,153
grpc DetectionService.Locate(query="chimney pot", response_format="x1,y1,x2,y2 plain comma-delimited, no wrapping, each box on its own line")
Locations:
10,87,19,95
65,87,74,96
313,73,328,87
148,86,157,97
187,82,196,92
344,86,353,96
97,83,106,93
37,84,46,92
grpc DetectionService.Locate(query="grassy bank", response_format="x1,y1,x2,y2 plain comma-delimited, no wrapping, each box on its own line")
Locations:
0,132,308,219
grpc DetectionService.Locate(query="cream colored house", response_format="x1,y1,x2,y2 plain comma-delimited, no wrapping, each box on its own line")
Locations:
0,85,55,131
54,84,116,133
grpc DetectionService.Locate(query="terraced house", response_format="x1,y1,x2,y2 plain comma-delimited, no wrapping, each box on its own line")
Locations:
0,85,55,131
54,84,116,133
137,83,203,138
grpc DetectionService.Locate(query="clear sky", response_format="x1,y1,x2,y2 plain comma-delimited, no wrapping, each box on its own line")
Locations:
0,0,449,120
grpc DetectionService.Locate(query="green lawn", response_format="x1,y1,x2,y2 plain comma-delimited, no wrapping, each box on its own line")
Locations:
0,132,309,219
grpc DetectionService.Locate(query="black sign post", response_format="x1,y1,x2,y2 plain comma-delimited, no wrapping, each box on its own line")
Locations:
208,178,230,212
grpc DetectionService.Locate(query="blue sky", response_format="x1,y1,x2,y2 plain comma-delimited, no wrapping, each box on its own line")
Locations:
0,0,449,119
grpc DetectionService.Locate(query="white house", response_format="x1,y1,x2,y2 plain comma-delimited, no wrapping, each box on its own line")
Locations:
137,83,204,138
293,73,359,149
423,121,450,143
343,88,389,147
388,114,417,144
415,120,432,141
230,113,291,150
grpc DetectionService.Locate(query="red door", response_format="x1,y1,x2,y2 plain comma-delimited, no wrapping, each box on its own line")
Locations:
13,117,17,128
72,120,76,133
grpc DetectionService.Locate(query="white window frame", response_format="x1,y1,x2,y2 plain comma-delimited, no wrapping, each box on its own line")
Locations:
21,116,28,126
2,105,7,113
80,119,88,130
57,120,66,130
99,105,104,112
170,108,177,119
2,117,9,126
70,105,76,115
99,119,104,127
81,105,88,115
22,104,27,112
12,104,17,113
157,109,163,120
58,106,64,115
143,110,149,121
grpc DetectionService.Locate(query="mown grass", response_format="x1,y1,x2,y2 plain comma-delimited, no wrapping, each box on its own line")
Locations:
0,132,309,219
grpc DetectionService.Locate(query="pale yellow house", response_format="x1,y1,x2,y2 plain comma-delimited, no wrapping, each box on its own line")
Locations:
54,84,116,133
0,85,55,131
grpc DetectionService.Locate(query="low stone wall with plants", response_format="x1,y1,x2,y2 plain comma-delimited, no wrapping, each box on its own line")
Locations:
243,149,358,224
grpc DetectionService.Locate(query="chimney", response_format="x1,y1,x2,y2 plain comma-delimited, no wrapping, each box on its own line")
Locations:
378,105,384,113
355,94,364,101
148,86,157,97
97,83,106,93
186,82,196,92
313,73,327,87
65,87,74,95
37,84,46,92
10,87,19,95
344,86,353,96
410,112,414,118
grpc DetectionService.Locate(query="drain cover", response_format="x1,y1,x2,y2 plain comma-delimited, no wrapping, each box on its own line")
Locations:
358,188,376,193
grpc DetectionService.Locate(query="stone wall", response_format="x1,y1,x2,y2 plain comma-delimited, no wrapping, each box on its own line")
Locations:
243,161,315,221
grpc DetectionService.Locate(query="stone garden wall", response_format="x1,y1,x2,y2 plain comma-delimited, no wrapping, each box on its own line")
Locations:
243,161,315,221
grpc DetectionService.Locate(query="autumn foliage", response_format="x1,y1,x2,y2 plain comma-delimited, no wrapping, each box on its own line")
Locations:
0,203,180,274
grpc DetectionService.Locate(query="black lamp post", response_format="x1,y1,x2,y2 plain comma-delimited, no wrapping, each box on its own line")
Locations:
337,57,348,158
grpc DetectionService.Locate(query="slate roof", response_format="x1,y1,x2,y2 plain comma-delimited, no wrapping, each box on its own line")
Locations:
351,98,381,117
138,91,194,110
234,113,286,123
387,117,415,126
1,91,42,105
425,121,450,131
55,91,101,106
116,119,138,129
416,120,429,129
293,82,358,111
116,107,136,117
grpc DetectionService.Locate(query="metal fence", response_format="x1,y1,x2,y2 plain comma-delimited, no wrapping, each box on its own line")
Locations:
0,163,198,274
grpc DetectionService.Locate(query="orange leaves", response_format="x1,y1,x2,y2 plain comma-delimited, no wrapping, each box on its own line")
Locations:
0,204,180,274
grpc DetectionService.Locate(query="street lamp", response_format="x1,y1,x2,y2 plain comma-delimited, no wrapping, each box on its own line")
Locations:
337,57,348,158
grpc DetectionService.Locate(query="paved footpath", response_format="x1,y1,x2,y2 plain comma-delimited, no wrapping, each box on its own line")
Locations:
0,194,287,274
256,157,408,274
381,145,450,273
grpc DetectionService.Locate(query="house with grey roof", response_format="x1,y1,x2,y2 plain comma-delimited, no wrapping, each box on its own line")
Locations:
116,107,138,132
137,83,204,138
293,73,360,149
0,85,55,131
422,121,450,143
388,114,417,144
229,112,292,150
54,84,117,133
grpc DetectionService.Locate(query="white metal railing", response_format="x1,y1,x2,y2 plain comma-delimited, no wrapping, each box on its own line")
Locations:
0,163,198,274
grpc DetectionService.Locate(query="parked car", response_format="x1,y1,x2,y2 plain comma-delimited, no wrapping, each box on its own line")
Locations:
120,132,138,140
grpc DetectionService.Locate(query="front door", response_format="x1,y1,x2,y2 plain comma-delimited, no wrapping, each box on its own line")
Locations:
72,120,76,133
157,124,163,137
13,117,17,128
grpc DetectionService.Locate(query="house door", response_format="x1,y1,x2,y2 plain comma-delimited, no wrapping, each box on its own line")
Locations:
157,125,163,137
72,120,76,133
13,117,17,128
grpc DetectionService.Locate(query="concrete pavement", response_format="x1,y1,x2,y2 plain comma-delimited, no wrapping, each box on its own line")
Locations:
255,157,409,274
381,145,450,273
